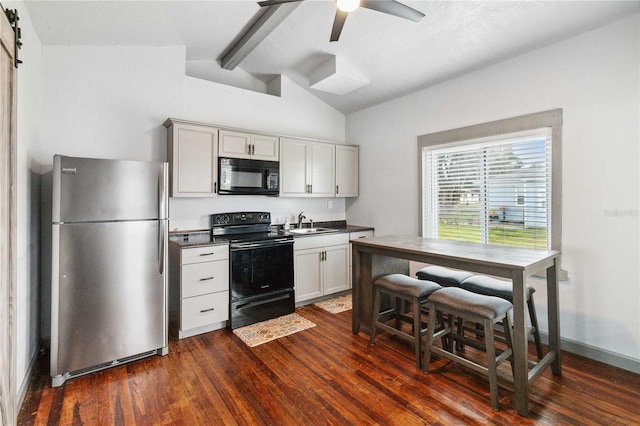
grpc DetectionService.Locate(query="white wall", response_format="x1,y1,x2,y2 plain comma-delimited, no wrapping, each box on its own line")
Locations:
345,14,640,368
38,47,347,232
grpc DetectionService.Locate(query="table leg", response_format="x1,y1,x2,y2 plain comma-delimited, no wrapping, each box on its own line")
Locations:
352,248,372,334
352,246,360,334
511,270,529,417
547,258,562,375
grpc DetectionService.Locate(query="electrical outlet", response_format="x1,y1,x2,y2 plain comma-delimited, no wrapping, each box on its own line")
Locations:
327,200,333,209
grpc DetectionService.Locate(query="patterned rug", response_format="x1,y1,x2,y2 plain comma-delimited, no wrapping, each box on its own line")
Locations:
232,313,316,347
313,293,352,314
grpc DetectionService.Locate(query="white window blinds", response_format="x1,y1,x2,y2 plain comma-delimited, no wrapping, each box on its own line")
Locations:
423,130,552,250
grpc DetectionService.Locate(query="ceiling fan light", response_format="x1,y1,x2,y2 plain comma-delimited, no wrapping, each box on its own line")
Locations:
336,0,360,13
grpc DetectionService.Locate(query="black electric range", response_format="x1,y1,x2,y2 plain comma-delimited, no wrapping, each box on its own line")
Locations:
210,212,295,329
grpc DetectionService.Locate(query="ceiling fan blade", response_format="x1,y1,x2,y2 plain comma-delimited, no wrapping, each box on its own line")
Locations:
330,10,349,42
360,0,425,22
258,0,303,7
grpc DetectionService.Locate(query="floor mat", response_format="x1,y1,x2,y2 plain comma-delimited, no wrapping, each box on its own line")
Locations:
232,313,316,347
313,293,352,314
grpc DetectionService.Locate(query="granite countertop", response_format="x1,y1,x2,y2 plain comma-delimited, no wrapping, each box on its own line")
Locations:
169,231,227,248
274,221,374,238
169,221,374,248
308,220,372,232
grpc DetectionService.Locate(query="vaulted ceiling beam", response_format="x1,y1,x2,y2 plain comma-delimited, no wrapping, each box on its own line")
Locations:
221,3,300,70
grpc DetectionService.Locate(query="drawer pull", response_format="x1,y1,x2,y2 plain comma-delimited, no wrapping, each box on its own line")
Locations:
200,307,215,313
199,276,214,281
199,252,215,256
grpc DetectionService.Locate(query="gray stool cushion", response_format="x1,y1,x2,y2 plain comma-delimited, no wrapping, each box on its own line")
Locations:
416,266,473,288
428,287,512,320
374,274,442,299
460,275,535,301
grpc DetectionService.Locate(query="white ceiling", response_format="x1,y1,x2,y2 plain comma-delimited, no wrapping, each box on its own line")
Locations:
23,0,640,114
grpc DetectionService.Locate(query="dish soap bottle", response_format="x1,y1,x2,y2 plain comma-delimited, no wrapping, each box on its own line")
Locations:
283,219,291,231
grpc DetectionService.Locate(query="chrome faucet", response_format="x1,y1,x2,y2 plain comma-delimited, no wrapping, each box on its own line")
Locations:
297,211,306,229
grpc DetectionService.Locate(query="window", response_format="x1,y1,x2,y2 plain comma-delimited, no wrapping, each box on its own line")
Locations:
423,130,551,249
419,109,562,252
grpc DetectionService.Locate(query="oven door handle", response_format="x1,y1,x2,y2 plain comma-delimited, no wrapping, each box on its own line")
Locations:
235,293,291,310
230,238,293,250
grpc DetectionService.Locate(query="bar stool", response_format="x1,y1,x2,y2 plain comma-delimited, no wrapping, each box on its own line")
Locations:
416,265,473,287
460,275,544,360
416,266,476,346
423,287,514,410
370,274,442,369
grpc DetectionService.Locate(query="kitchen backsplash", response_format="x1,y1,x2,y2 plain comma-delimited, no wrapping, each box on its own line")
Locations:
168,196,346,231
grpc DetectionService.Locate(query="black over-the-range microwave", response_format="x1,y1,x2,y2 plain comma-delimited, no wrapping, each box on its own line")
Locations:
218,157,279,195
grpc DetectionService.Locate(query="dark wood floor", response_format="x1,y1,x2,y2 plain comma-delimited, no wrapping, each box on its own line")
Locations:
18,304,640,425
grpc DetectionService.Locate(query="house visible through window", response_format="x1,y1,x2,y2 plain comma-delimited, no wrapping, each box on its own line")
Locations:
418,109,562,253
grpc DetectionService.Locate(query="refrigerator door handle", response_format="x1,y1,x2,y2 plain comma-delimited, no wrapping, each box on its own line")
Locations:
158,163,168,275
159,220,166,275
158,163,168,219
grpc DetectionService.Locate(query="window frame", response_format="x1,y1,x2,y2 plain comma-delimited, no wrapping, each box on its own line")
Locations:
418,109,563,256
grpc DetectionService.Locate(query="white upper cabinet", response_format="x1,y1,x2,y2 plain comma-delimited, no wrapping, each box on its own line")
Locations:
280,138,308,196
164,118,358,199
280,138,335,197
219,130,279,162
309,142,336,197
165,119,218,198
335,145,359,197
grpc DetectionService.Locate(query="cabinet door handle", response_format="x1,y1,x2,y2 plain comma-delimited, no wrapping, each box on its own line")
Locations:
200,307,215,313
199,252,215,256
336,185,339,194
199,276,214,281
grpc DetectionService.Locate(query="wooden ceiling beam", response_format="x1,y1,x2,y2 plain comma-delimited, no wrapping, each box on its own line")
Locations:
221,3,300,70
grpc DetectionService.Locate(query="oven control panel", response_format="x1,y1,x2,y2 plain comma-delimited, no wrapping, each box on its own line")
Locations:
211,211,271,227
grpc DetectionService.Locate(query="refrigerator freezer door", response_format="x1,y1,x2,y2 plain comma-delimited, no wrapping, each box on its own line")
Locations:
53,155,168,223
51,219,168,377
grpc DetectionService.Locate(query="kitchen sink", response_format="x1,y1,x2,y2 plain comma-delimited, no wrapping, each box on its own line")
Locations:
288,227,338,235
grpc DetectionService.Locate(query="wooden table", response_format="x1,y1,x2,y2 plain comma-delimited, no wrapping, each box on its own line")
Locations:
351,235,561,417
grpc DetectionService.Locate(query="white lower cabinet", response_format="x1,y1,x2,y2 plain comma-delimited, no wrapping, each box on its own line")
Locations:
294,233,350,304
170,243,229,339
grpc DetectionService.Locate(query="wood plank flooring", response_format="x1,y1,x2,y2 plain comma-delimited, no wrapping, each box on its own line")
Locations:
18,304,640,425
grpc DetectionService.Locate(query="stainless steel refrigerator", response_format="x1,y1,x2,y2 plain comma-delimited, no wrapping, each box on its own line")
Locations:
50,155,169,387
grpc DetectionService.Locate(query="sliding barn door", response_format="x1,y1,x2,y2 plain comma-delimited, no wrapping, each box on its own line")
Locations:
0,7,17,426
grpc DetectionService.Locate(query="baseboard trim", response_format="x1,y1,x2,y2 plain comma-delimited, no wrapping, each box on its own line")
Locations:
540,331,640,374
17,345,41,413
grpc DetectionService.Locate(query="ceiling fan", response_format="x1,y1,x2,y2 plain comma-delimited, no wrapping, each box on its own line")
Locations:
257,0,425,42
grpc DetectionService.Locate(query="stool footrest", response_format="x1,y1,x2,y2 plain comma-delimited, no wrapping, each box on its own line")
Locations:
429,346,490,377
374,322,425,344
